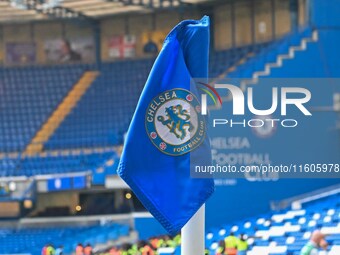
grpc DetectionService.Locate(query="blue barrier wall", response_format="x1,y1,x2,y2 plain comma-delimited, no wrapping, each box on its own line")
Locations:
134,215,168,240
310,0,340,28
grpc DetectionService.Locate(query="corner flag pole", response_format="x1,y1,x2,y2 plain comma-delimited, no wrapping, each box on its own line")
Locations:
181,204,205,255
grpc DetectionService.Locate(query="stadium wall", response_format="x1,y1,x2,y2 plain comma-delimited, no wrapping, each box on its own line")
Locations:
308,0,340,77
318,29,340,76
310,0,340,28
134,214,169,240
0,0,297,64
34,192,80,215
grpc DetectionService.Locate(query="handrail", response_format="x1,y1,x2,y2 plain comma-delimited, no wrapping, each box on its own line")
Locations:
18,213,135,229
270,183,340,211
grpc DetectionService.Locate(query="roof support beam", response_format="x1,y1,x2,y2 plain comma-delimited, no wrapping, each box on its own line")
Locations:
3,0,96,23
109,0,183,9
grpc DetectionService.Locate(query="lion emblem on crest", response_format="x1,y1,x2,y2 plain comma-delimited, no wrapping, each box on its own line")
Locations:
157,104,194,140
145,89,205,156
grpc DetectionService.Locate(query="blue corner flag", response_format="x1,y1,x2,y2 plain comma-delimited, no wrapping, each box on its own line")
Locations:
118,16,214,235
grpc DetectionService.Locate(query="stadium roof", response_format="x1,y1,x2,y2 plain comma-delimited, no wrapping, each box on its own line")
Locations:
0,0,214,23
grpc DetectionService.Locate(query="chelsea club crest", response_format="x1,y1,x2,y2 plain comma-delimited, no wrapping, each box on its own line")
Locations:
145,89,206,156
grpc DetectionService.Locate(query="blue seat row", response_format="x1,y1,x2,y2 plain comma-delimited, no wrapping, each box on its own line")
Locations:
0,150,117,177
206,193,340,254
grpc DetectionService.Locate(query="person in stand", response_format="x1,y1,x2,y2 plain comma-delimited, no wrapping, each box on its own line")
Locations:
120,243,133,255
136,240,153,255
84,243,93,255
173,233,181,246
128,243,138,254
216,240,226,255
108,246,120,255
76,243,84,255
300,230,328,255
143,33,158,55
237,234,248,255
60,39,82,63
55,245,63,255
224,232,239,255
46,244,55,255
41,244,47,255
149,236,159,250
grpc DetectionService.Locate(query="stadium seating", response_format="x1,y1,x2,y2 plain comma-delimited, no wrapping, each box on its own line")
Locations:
209,41,272,78
1,189,339,255
0,223,129,255
0,40,274,177
227,27,314,79
0,149,118,177
0,25,338,255
205,193,340,255
0,34,302,178
45,58,155,149
0,65,87,152
45,42,272,150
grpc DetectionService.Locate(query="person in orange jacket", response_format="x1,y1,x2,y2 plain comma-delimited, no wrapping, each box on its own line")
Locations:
109,247,120,255
41,245,47,255
137,240,155,255
142,244,154,255
149,237,159,250
225,232,239,255
84,243,93,255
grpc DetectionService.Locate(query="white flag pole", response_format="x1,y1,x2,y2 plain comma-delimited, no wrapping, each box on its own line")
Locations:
181,204,205,255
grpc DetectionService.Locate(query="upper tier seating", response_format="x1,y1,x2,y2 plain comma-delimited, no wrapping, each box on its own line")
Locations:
45,59,155,149
227,28,314,79
0,65,86,152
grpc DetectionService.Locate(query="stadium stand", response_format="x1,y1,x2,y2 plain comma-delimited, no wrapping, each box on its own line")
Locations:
227,27,315,79
205,192,340,255
45,42,272,151
0,26,329,178
0,41,273,178
3,186,332,255
227,26,340,82
0,223,129,255
0,65,87,152
45,58,155,149
209,41,273,79
101,191,340,255
0,0,338,255
1,188,339,255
